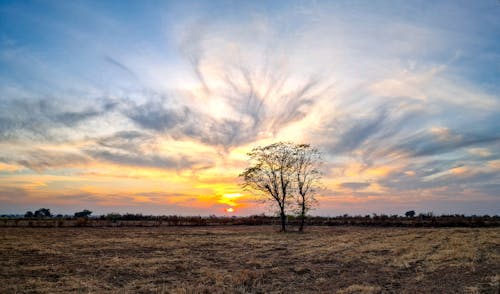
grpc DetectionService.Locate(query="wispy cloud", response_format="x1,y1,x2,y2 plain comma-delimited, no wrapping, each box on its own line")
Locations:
0,97,118,141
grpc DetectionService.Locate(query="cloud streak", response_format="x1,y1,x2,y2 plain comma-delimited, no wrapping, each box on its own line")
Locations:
0,97,118,141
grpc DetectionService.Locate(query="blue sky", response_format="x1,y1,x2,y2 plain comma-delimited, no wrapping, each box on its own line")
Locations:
0,0,499,216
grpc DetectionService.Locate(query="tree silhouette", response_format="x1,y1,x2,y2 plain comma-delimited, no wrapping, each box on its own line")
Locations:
240,142,296,231
405,210,416,218
34,208,52,218
293,144,323,232
74,209,92,218
240,142,323,232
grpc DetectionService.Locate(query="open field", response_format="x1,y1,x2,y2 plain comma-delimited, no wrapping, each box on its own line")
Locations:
1,226,499,293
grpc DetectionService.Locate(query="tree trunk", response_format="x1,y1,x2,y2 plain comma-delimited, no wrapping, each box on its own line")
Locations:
299,200,305,232
280,210,287,232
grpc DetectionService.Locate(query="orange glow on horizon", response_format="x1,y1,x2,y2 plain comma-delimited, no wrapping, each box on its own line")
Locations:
219,193,243,206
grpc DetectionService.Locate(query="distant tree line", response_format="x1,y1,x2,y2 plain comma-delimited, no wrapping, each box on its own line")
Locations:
24,208,52,218
23,208,93,219
1,211,499,228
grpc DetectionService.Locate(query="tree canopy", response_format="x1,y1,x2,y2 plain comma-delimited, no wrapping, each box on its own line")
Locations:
240,142,323,231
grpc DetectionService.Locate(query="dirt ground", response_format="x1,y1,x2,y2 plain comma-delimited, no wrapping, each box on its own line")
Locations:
0,226,498,293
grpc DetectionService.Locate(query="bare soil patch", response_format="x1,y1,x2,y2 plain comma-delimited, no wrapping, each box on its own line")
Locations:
0,226,498,293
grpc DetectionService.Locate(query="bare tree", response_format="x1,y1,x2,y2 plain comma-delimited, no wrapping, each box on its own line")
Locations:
293,144,323,232
240,142,323,232
240,142,296,231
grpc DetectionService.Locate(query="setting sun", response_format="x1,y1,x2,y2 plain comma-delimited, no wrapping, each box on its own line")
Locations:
226,207,234,213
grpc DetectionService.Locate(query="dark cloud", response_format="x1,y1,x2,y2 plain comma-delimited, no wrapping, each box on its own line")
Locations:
392,130,500,158
86,149,181,169
104,56,138,80
477,183,500,195
55,108,101,126
378,159,500,193
0,117,17,138
0,187,30,203
85,131,214,171
316,97,500,177
313,93,500,200
96,130,156,153
124,97,190,132
221,68,323,137
330,110,387,154
0,149,89,171
0,98,117,141
339,182,371,190
321,188,384,199
0,126,214,172
319,101,424,159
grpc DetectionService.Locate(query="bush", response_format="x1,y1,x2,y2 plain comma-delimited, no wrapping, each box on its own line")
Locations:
74,210,92,218
405,210,415,217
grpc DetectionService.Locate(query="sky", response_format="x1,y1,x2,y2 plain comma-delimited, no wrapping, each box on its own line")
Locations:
0,0,499,216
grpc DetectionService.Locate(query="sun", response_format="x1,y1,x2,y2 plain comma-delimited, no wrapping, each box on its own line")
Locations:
226,207,234,213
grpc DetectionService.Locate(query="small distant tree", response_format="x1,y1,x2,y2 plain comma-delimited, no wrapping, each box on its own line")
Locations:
24,211,34,218
293,144,323,232
34,208,52,218
240,142,296,232
74,209,92,218
405,210,415,217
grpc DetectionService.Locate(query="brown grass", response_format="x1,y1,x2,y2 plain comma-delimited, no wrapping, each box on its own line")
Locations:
0,226,498,293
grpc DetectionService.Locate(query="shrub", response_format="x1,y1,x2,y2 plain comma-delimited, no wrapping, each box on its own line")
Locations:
74,210,92,218
405,210,416,217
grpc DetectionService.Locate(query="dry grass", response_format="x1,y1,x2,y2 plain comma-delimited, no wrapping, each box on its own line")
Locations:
0,226,498,293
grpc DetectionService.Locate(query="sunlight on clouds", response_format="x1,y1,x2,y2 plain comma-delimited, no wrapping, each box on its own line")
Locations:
24,181,48,189
404,170,416,176
0,174,88,191
366,166,394,177
219,193,243,207
83,162,187,181
132,196,155,203
370,78,427,101
343,163,364,178
157,139,215,155
430,127,460,142
0,162,23,172
342,162,396,179
450,166,468,175
368,63,499,110
487,160,500,170
467,148,492,158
